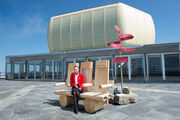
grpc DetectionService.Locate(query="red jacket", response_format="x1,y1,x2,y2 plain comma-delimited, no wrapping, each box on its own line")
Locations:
70,72,84,88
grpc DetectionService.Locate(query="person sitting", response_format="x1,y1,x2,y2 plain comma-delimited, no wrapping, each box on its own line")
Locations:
70,66,84,114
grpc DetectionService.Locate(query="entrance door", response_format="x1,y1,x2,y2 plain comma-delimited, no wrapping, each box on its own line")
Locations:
13,63,20,79
13,62,26,79
28,61,42,80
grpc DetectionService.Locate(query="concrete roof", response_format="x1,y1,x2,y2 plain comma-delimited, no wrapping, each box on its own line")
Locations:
8,42,180,62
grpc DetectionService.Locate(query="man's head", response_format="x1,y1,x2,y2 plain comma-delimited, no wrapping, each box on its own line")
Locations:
74,66,79,73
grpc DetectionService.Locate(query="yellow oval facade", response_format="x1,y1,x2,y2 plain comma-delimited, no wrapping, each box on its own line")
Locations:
47,3,155,52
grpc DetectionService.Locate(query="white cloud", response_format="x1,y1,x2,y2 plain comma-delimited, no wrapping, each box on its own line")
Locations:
0,14,46,41
11,14,46,39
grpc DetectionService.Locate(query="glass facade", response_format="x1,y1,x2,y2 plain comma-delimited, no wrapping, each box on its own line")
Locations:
5,52,180,82
147,55,162,79
116,62,128,81
6,64,11,79
131,56,144,79
13,63,19,79
13,62,26,79
45,60,53,79
45,60,63,79
164,54,180,78
54,60,63,79
28,62,34,79
19,63,26,79
6,64,11,73
28,61,42,79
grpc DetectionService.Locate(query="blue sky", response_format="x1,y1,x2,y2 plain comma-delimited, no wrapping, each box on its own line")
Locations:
0,0,180,73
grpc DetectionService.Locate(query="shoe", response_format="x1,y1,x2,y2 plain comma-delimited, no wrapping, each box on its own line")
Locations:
74,108,78,114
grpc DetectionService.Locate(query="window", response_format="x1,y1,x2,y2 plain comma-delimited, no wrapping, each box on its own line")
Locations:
131,56,144,78
148,55,162,78
165,54,180,77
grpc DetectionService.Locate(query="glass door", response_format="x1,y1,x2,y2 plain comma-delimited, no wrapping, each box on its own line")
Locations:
28,62,35,79
54,60,63,79
19,63,26,79
13,62,26,79
13,63,19,79
131,55,144,80
28,61,42,80
35,62,42,79
45,60,53,79
147,55,162,80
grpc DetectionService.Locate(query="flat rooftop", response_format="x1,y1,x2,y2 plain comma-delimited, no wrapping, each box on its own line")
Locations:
0,80,180,119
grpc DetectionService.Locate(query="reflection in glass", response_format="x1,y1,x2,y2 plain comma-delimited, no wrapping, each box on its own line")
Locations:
131,56,144,77
7,64,11,73
54,60,63,79
35,62,42,79
116,62,128,80
45,61,53,79
6,64,12,79
165,54,180,77
28,62,34,79
28,61,42,79
148,55,162,78
14,63,19,79
19,63,26,79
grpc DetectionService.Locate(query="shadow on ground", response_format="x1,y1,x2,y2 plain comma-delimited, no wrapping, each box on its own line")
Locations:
43,99,59,106
43,99,88,113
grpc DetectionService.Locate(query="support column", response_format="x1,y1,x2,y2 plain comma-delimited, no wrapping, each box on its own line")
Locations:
110,57,114,80
18,63,20,80
52,60,54,80
143,54,149,83
34,63,36,80
25,60,28,80
128,56,131,80
5,57,7,80
162,54,166,80
42,59,45,81
146,55,149,80
11,62,14,79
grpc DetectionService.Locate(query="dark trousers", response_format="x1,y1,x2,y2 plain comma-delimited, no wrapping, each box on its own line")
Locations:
71,84,83,114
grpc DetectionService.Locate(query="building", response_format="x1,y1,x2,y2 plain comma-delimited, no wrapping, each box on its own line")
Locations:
6,42,180,82
5,3,180,82
47,3,155,52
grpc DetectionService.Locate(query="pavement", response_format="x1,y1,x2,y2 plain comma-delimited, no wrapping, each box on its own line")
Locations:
0,79,180,120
